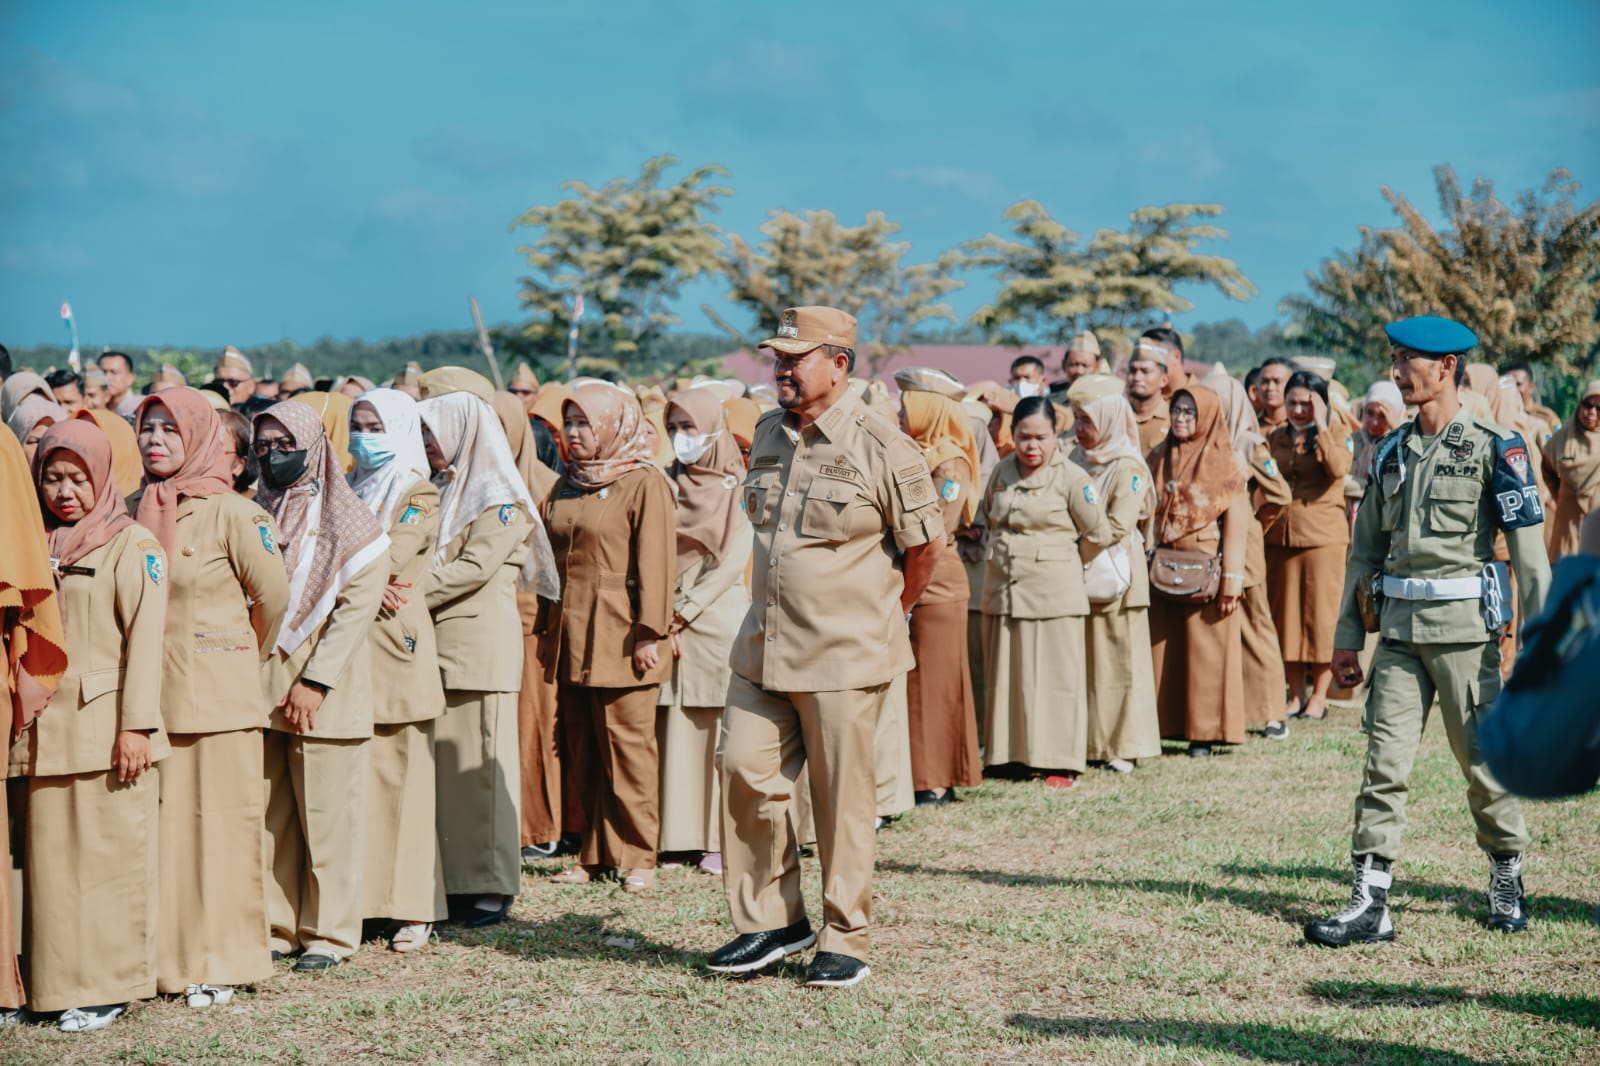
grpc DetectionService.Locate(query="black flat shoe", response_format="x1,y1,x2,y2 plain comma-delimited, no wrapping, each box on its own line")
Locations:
804,951,870,988
1187,743,1212,758
706,918,815,974
294,953,340,972
914,789,954,807
465,896,513,928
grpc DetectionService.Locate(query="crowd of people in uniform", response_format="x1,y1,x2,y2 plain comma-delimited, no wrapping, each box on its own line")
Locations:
0,303,1596,1027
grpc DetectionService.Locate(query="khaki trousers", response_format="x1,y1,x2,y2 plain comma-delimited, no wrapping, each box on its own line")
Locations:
365,721,448,923
25,769,158,1011
720,675,884,961
1353,639,1530,860
435,690,522,896
157,730,272,992
518,619,562,846
264,731,370,959
561,684,660,870
0,781,20,1009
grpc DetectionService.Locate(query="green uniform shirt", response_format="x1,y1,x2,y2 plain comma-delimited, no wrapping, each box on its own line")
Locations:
1336,408,1550,649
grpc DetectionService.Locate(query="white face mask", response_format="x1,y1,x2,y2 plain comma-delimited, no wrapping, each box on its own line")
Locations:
1013,380,1044,399
673,430,716,465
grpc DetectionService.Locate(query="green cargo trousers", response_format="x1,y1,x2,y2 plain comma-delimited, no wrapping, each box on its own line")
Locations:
1352,639,1529,860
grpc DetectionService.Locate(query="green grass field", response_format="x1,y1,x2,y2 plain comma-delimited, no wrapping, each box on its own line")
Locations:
4,711,1596,1065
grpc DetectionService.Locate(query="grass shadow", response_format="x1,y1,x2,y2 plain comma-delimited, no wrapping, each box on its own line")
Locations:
1305,980,1600,1031
439,908,703,973
1009,1013,1513,1066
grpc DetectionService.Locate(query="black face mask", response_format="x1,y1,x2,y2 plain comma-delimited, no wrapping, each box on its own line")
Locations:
261,448,309,489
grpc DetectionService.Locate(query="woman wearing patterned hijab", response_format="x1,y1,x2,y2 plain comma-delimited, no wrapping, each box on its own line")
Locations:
20,420,166,1031
132,387,289,1009
1067,375,1161,772
348,388,449,952
254,401,389,973
657,386,750,873
543,381,675,892
416,390,545,927
1544,380,1600,559
1148,385,1250,756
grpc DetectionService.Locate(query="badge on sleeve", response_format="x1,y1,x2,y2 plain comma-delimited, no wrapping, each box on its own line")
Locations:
1263,458,1279,478
255,516,276,555
400,505,421,525
145,552,164,585
1131,473,1143,494
1083,484,1098,505
1492,432,1544,531
498,504,514,525
940,479,960,503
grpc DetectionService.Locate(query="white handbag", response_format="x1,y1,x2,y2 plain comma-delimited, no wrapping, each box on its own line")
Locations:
1083,543,1132,604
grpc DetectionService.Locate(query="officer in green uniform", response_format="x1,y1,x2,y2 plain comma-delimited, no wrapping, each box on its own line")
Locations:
1306,315,1551,947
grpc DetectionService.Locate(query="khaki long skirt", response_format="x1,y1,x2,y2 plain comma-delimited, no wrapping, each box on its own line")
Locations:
25,769,158,1011
1266,542,1346,663
1151,596,1245,744
1240,582,1288,723
435,690,521,897
157,730,272,993
517,621,561,847
1084,604,1162,763
365,721,447,923
907,600,981,791
655,700,722,853
983,614,1088,772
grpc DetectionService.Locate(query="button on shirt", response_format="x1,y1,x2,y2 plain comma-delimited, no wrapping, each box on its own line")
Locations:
730,391,945,693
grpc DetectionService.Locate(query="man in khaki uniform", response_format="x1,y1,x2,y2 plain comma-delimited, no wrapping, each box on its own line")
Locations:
1307,316,1550,947
1126,345,1170,456
708,307,946,988
212,346,256,408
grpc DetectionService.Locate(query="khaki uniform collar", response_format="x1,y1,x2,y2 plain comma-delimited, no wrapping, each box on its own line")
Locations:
783,389,862,444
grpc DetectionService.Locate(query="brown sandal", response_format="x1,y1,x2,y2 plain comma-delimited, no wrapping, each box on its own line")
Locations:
550,865,594,885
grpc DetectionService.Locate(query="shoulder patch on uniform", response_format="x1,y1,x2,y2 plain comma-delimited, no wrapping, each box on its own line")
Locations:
1083,484,1098,505
1262,457,1279,478
145,552,164,586
258,524,276,554
1492,432,1544,530
498,504,515,525
1470,416,1514,441
1130,473,1143,494
940,478,960,502
400,505,421,525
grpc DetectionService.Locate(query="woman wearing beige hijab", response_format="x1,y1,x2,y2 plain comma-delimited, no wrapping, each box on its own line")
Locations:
1543,380,1600,559
543,382,675,891
656,387,750,871
1067,375,1161,770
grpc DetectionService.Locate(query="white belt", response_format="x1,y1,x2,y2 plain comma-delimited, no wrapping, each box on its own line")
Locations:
1381,576,1481,602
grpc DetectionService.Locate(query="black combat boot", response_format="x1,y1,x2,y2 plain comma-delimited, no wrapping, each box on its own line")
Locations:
1487,853,1529,933
1305,854,1395,947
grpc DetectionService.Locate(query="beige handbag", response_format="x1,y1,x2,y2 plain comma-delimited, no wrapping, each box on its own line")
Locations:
1083,543,1132,604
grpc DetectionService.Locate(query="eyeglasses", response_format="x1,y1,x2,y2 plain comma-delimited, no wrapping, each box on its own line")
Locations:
251,439,297,457
216,377,249,388
1170,407,1198,421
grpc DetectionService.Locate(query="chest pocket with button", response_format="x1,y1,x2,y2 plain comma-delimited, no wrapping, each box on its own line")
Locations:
800,477,865,542
1426,477,1483,535
743,470,781,528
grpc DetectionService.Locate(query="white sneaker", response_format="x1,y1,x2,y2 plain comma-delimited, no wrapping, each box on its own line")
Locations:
1107,759,1135,773
59,1004,125,1032
185,984,235,1009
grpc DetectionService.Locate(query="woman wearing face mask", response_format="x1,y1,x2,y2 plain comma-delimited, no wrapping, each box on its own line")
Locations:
1066,375,1161,772
131,387,289,1009
542,382,675,891
491,392,566,860
896,377,983,803
979,395,1112,787
254,403,389,972
1263,372,1352,722
657,386,750,871
1148,387,1250,757
416,390,549,927
19,420,167,1032
1543,381,1600,560
349,389,448,953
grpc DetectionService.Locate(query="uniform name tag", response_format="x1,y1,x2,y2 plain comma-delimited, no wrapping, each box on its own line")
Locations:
818,464,860,483
61,564,95,577
750,455,782,469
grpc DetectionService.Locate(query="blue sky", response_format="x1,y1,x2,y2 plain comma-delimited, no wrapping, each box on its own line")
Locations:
2,0,1596,350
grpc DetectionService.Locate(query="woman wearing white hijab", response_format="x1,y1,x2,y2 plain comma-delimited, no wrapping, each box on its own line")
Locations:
255,401,389,972
1067,375,1161,771
349,388,448,952
416,390,554,927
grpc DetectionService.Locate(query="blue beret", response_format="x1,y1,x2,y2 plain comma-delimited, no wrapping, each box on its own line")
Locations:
1384,315,1478,355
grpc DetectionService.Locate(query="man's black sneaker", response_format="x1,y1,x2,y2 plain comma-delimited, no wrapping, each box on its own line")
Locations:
1487,854,1529,933
706,919,815,974
1305,854,1395,947
804,951,870,988
521,842,559,861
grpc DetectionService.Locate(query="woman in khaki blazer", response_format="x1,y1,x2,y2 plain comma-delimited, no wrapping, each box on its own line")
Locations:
131,387,289,1009
416,390,543,928
351,389,449,952
1263,371,1352,721
543,383,675,892
20,420,167,1031
979,396,1111,786
255,402,389,972
657,387,750,872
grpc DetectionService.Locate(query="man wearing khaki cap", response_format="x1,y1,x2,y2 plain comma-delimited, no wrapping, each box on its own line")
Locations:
709,306,946,988
213,346,256,407
279,363,314,399
1063,331,1100,386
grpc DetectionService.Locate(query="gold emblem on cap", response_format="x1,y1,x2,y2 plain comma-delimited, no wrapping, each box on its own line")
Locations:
777,310,799,339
